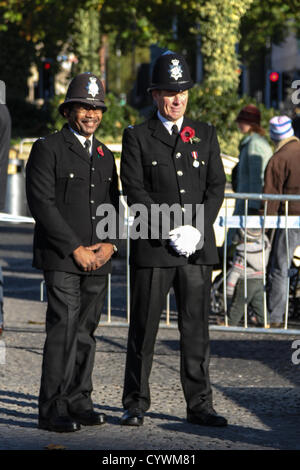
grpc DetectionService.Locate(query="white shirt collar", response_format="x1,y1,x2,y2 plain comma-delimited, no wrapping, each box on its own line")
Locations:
157,111,184,135
69,126,93,155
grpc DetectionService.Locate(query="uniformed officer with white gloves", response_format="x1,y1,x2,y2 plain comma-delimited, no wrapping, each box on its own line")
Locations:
120,52,227,427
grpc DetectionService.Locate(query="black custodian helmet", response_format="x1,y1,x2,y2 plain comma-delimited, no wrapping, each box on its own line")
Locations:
148,51,194,93
59,72,107,116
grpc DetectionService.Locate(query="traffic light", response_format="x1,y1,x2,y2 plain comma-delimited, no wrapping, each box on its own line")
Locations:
40,59,54,100
265,70,282,109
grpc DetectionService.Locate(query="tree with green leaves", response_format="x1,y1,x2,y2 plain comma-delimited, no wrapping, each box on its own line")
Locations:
1,0,297,143
240,0,300,66
195,0,254,94
72,3,103,76
100,0,255,94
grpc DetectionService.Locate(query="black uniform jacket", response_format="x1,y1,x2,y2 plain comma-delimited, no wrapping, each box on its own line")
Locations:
26,124,120,275
120,114,226,267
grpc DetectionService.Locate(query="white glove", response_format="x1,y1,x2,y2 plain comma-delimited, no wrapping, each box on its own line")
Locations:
169,225,201,257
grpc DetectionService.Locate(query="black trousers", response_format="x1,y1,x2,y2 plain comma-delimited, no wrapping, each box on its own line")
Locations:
39,271,107,419
122,264,213,413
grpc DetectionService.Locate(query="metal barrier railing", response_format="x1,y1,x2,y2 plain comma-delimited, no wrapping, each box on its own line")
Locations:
221,193,300,334
114,193,300,334
3,139,299,333
2,192,300,335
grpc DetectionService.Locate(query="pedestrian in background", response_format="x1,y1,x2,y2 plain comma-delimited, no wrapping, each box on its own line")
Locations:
225,228,271,327
264,115,300,328
26,72,120,433
233,104,273,216
292,106,300,139
0,103,11,337
227,105,273,250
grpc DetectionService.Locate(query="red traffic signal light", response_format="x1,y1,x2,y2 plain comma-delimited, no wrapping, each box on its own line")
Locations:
44,62,51,70
269,71,279,82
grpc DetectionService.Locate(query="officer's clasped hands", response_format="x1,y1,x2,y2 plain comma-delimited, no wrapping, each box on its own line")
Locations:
88,243,114,270
73,243,114,271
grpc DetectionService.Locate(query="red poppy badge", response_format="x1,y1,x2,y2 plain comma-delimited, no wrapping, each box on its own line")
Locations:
97,145,104,157
180,126,201,144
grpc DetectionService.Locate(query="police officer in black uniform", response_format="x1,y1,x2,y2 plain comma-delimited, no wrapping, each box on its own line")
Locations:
26,73,119,432
120,52,227,427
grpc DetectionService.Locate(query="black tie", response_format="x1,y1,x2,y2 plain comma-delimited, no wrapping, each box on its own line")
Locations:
84,139,91,156
172,124,179,136
171,124,179,143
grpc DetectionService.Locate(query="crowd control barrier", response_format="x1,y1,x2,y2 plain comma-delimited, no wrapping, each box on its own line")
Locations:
2,180,300,334
220,193,300,334
115,193,300,334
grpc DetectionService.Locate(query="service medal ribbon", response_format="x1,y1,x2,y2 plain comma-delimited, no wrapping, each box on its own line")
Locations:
191,151,200,168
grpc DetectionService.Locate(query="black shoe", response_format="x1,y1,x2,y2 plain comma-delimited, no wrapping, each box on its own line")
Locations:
120,408,144,426
70,409,107,426
187,408,228,427
38,415,81,433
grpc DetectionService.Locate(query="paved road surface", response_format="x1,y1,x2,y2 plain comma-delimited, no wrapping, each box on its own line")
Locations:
0,222,299,453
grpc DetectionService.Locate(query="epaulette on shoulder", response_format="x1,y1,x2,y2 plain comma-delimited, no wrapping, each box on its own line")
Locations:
37,130,60,143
